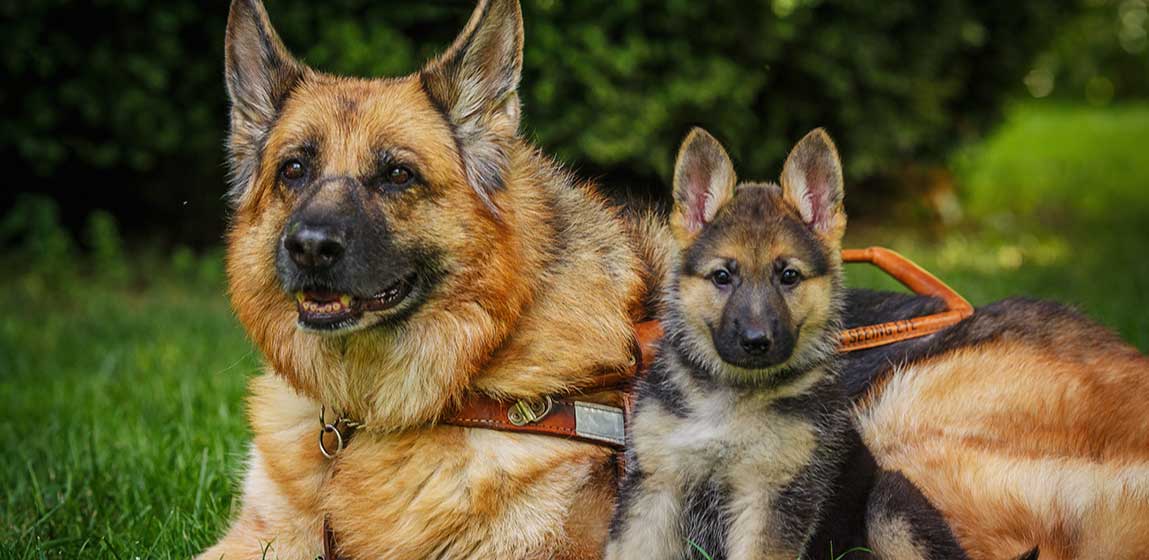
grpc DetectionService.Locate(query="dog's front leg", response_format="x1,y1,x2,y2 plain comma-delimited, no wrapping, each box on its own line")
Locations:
200,374,329,560
604,480,685,560
198,445,325,560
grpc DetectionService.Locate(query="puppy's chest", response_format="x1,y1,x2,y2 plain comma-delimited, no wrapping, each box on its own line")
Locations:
637,392,820,487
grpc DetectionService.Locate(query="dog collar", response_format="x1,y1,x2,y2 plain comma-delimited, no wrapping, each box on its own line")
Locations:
316,320,662,461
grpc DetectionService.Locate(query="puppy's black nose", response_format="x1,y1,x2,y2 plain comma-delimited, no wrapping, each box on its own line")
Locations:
739,328,772,356
284,225,345,271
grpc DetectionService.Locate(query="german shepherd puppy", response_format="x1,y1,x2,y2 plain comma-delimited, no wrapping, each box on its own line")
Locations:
202,0,662,558
607,129,966,560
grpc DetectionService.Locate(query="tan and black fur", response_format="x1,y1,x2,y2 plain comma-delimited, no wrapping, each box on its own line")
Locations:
202,0,664,558
606,129,965,560
842,292,1149,559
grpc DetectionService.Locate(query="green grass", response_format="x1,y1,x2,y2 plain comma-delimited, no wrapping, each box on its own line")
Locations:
954,103,1149,224
847,102,1149,351
0,262,259,557
2,102,1148,557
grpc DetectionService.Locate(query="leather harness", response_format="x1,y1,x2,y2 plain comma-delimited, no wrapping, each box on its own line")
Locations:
318,247,973,559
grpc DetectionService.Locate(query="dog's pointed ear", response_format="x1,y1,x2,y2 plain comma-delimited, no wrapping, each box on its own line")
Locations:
672,128,737,237
420,0,524,215
224,0,306,201
780,128,846,242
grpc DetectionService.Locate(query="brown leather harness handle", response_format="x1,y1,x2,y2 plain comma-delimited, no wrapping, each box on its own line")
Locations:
838,247,973,352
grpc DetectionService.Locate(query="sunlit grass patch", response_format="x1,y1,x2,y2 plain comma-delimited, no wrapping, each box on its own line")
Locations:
845,223,1149,352
952,102,1149,223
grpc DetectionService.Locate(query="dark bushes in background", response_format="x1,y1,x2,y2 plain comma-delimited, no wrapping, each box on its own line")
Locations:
5,0,1135,245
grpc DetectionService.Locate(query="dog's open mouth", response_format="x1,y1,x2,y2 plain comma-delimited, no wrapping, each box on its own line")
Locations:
295,275,415,331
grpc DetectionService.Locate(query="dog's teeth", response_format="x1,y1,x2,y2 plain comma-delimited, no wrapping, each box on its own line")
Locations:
296,292,305,303
340,295,352,307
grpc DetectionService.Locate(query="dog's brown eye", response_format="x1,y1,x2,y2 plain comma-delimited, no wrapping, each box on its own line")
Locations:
384,165,414,187
280,160,307,182
711,268,733,287
780,268,802,286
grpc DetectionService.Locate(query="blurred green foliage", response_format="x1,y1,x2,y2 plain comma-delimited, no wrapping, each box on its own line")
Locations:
953,102,1149,222
520,0,1074,183
0,196,77,278
1024,0,1149,103
3,0,1091,244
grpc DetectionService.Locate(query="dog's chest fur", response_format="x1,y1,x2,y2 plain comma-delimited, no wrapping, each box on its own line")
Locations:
613,359,849,560
638,384,820,486
244,373,617,560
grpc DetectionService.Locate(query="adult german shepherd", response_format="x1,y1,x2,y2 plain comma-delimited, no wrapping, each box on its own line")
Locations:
202,0,664,557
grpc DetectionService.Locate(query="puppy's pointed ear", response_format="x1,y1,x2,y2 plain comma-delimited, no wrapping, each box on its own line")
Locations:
780,128,846,242
421,0,524,215
224,0,306,201
672,128,737,238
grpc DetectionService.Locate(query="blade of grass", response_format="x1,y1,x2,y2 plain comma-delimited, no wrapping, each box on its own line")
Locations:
686,539,714,560
834,546,874,559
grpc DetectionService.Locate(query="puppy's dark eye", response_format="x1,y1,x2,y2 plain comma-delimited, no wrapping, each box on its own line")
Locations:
383,165,414,188
711,268,733,287
780,268,802,286
280,159,307,182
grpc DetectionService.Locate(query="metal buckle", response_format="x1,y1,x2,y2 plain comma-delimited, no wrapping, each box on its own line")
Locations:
318,406,360,460
507,396,554,426
319,422,343,459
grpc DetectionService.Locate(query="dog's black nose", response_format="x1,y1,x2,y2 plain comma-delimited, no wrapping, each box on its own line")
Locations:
284,225,345,271
739,328,772,356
